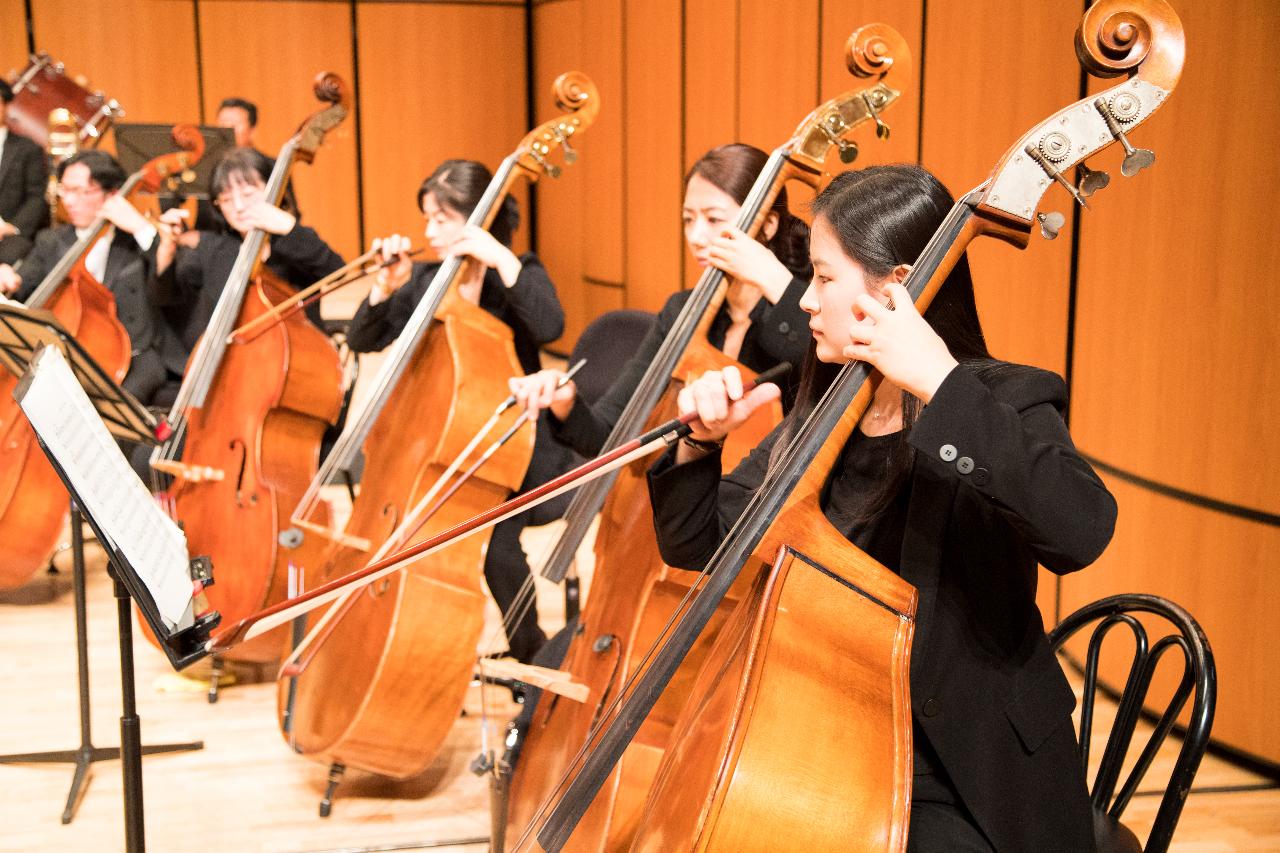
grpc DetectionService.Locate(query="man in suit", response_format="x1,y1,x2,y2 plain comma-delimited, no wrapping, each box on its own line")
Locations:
216,96,299,217
0,150,183,406
0,80,50,266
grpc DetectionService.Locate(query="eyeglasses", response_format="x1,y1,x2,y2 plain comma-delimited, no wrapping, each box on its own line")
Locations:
57,184,104,201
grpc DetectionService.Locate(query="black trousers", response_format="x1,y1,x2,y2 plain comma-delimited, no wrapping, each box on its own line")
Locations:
484,508,547,663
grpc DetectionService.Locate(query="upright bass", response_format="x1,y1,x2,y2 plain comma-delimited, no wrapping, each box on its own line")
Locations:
276,73,599,799
522,2,1184,850
0,126,204,590
150,76,348,664
504,25,908,851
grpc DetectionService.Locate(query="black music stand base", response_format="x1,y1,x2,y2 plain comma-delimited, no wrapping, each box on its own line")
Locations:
0,504,202,836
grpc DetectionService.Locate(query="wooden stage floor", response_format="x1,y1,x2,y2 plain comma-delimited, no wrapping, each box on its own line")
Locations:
1,515,1277,852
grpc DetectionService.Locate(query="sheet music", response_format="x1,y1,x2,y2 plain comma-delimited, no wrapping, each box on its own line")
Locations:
17,346,192,626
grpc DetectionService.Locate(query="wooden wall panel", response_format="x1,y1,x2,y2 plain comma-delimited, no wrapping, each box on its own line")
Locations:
1059,478,1280,764
0,0,28,77
621,0,683,315
683,0,738,169
920,1,1080,375
357,2,526,264
198,0,360,260
532,0,623,350
1061,0,1280,765
532,0,588,351
1071,1,1280,509
737,0,819,153
577,0,623,288
29,0,201,125
819,0,922,169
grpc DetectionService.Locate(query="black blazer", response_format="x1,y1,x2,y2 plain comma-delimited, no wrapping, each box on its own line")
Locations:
647,364,1116,853
346,253,568,494
155,224,343,361
14,224,183,402
550,277,811,458
0,131,49,237
346,254,565,376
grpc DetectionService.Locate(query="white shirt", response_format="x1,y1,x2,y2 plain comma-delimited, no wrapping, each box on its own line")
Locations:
76,222,157,283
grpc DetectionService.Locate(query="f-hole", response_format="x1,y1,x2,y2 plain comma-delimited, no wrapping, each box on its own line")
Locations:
229,439,255,507
368,503,400,598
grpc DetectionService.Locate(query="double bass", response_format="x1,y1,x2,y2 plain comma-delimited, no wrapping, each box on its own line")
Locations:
504,25,908,851
150,76,348,665
522,2,1184,850
276,73,599,800
0,126,204,590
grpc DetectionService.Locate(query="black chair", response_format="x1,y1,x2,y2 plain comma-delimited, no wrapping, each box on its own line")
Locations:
524,308,655,527
565,308,656,407
1048,594,1217,853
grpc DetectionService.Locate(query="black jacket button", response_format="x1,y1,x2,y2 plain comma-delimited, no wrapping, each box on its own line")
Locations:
923,698,940,717
778,321,790,334
973,467,990,486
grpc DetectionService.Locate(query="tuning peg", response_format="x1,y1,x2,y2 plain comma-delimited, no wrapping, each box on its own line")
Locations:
861,92,891,141
1025,144,1091,210
819,120,859,164
1037,211,1066,240
181,168,197,184
1075,163,1110,198
1093,97,1155,177
531,150,561,179
552,127,578,164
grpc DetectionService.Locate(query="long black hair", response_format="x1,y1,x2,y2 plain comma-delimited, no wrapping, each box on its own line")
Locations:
686,143,810,278
418,159,519,248
779,164,993,529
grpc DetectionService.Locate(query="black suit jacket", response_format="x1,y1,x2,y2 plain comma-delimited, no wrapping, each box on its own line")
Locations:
346,254,565,375
346,253,571,495
647,363,1116,853
14,224,183,403
154,224,343,361
0,131,49,237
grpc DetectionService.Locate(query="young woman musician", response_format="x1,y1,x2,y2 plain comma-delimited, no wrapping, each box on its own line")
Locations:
154,147,343,364
345,159,566,663
646,165,1116,853
507,142,812,455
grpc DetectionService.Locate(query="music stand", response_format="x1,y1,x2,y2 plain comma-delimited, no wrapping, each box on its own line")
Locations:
115,123,235,232
113,123,235,203
0,305,215,848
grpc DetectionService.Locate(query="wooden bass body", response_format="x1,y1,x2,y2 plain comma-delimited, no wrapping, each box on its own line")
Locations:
631,505,916,852
165,270,342,662
506,334,780,850
281,294,533,778
0,267,131,589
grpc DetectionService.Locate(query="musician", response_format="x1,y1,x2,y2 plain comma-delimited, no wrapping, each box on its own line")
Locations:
0,151,180,405
215,96,299,219
647,165,1115,853
346,159,566,664
507,143,811,458
0,80,50,266
154,147,342,364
